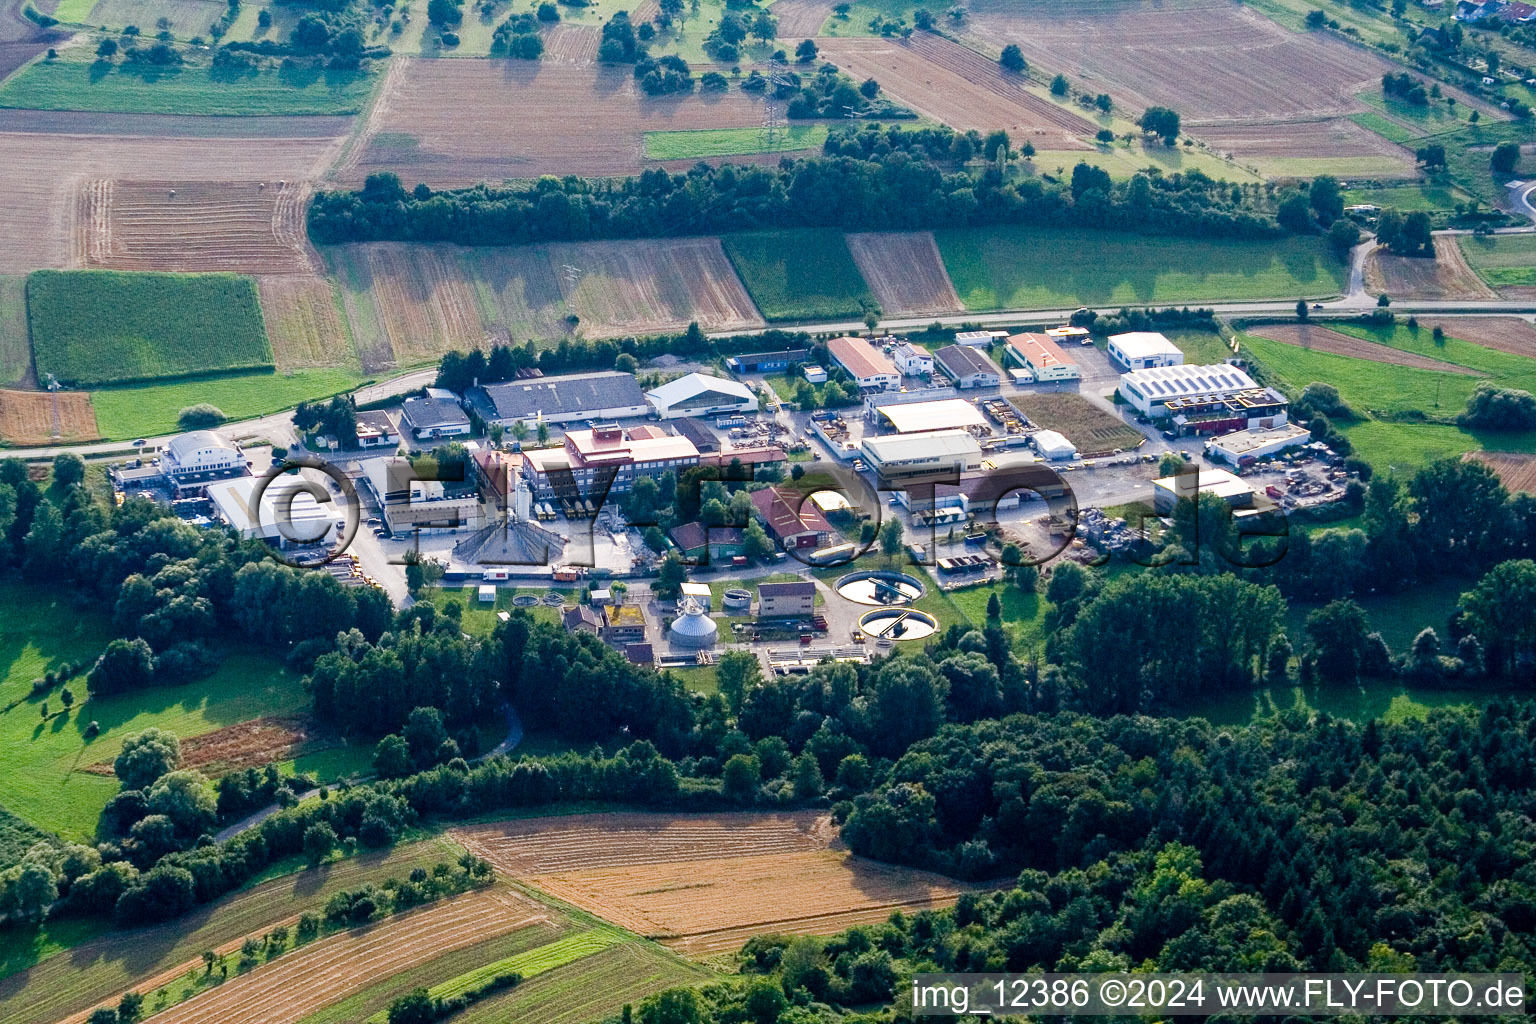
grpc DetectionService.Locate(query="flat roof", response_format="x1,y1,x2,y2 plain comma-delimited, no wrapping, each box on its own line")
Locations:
566,428,698,464
475,371,646,421
1209,423,1310,455
879,398,988,434
827,336,898,380
1108,331,1182,359
862,429,983,462
208,476,336,540
1153,466,1253,501
1006,332,1077,369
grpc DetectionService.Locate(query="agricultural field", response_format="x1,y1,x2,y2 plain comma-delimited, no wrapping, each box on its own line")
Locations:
1196,118,1416,179
1471,451,1536,494
448,942,712,1024
88,367,364,439
0,46,376,117
1414,317,1536,358
1009,392,1145,456
960,0,1393,124
815,35,1095,144
28,270,272,386
1341,183,1472,214
643,124,827,161
721,228,874,321
845,231,963,316
258,276,358,370
936,226,1346,309
547,237,765,338
0,275,30,387
75,179,315,274
1366,236,1498,300
0,389,99,445
0,837,470,1016
1457,233,1536,291
1247,324,1481,375
0,130,342,274
453,810,982,956
339,59,771,186
1023,140,1260,183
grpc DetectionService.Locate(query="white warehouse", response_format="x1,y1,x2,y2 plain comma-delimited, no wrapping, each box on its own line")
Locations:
646,373,758,419
1107,332,1185,371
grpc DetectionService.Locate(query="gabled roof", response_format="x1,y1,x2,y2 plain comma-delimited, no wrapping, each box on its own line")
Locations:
646,372,754,408
751,485,833,539
759,581,815,597
827,336,898,380
1006,332,1077,369
934,344,1001,378
475,371,645,421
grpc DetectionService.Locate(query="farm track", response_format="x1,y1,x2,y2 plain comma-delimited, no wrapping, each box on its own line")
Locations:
817,35,1093,143
75,179,316,273
1249,324,1480,374
133,889,544,1024
847,231,964,316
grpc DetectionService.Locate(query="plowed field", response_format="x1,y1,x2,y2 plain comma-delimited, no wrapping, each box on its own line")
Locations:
131,888,546,1024
1248,324,1479,374
0,132,342,272
452,811,982,956
340,59,771,185
74,179,315,273
817,35,1093,144
1366,237,1498,301
547,237,764,337
1417,317,1536,358
259,275,356,370
0,389,99,444
847,231,963,316
963,0,1392,125
1471,451,1536,494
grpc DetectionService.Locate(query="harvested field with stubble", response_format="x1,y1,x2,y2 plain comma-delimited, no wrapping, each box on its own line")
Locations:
340,59,772,186
115,888,546,1024
0,131,342,272
548,237,764,337
75,179,316,274
328,244,493,370
1248,324,1479,374
1417,317,1536,358
452,811,982,956
451,942,713,1024
1366,237,1498,301
963,0,1391,125
0,389,99,444
259,275,356,370
772,0,835,35
847,231,963,316
542,23,600,64
1197,118,1416,178
1471,451,1536,494
817,35,1093,144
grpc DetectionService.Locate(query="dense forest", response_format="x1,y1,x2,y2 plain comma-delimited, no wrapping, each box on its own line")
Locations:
307,124,1285,246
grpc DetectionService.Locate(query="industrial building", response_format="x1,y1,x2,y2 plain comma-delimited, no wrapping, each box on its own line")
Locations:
400,396,472,441
1107,332,1185,371
1151,466,1256,513
469,371,648,427
892,341,934,377
1004,333,1081,383
355,411,401,449
860,430,984,484
827,336,899,391
875,398,988,435
1206,423,1311,466
670,522,745,561
954,330,1008,348
758,580,816,618
933,345,1002,389
751,486,834,550
1031,430,1077,460
645,372,758,419
518,423,699,500
362,457,487,534
863,387,962,420
1118,363,1290,435
725,349,811,374
162,430,246,485
207,476,339,547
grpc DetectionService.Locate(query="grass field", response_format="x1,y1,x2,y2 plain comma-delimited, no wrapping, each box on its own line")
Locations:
1343,183,1471,213
936,227,1346,310
0,51,376,116
1347,111,1422,145
0,582,321,841
1330,322,1536,385
721,229,875,321
29,270,272,386
948,579,1050,656
425,587,571,635
643,124,828,161
1343,420,1536,474
1166,328,1237,364
0,276,29,388
1458,233,1536,288
88,367,364,439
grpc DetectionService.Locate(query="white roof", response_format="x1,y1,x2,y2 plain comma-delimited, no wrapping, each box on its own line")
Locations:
879,398,987,434
167,429,236,461
1121,362,1257,399
647,372,754,407
1153,466,1253,501
1032,429,1076,455
1209,423,1310,455
862,429,982,462
1109,331,1182,359
680,582,712,598
207,475,336,542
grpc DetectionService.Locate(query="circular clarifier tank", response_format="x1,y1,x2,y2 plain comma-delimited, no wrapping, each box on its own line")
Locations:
857,607,939,642
835,570,926,606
